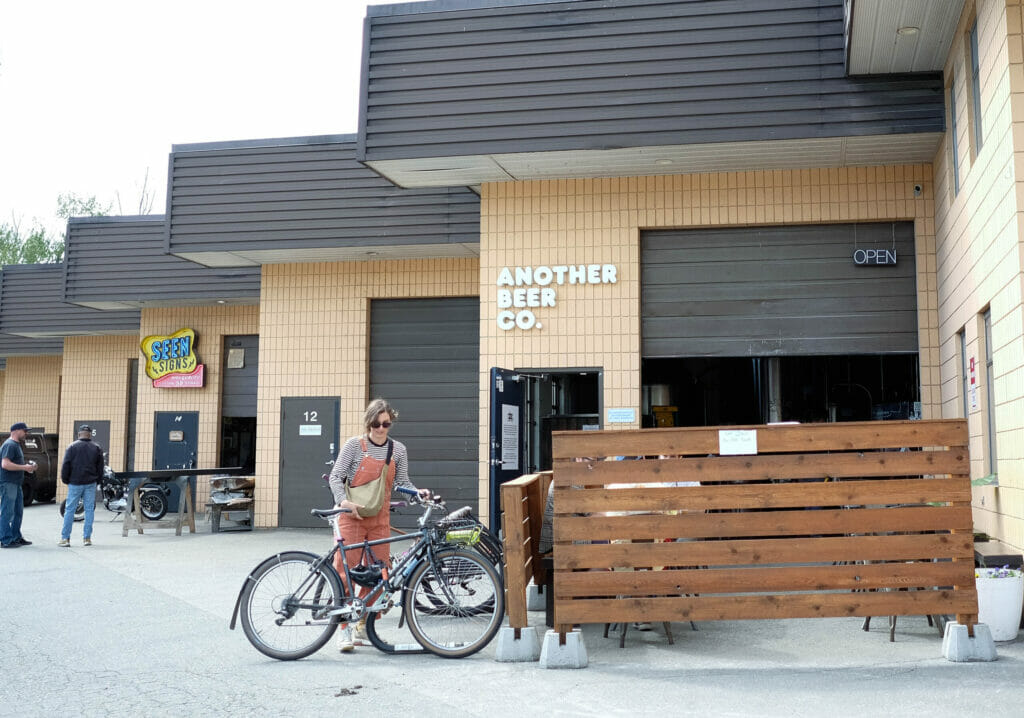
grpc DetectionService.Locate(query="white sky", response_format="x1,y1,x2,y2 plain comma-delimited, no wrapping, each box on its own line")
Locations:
0,0,411,237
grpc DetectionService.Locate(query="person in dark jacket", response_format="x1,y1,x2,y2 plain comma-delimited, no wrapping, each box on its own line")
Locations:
59,425,105,547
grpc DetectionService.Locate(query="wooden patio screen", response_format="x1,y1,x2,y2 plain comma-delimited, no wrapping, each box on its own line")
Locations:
550,420,977,636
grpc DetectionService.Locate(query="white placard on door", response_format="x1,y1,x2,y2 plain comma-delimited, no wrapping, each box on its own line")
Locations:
501,404,520,470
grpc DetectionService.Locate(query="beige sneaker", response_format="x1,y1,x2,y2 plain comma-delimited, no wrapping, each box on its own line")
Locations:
83,538,92,546
355,619,367,641
58,538,70,548
337,625,354,653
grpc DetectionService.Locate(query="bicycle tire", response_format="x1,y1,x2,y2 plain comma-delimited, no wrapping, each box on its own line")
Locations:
403,548,504,658
473,529,504,568
365,600,428,654
238,551,344,660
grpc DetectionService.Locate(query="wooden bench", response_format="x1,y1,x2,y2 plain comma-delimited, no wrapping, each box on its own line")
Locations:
550,419,978,644
206,499,254,533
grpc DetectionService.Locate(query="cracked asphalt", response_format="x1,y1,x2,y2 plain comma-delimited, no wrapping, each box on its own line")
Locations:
2,502,1022,718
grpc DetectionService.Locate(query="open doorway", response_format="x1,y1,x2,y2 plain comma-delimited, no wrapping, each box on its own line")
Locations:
220,416,256,473
488,367,602,528
641,354,919,427
523,369,601,473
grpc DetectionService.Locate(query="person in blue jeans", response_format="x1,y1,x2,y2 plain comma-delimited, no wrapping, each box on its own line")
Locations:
1,422,36,548
59,424,105,547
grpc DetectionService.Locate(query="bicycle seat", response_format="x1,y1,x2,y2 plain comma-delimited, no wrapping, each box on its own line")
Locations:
440,506,473,524
310,507,350,519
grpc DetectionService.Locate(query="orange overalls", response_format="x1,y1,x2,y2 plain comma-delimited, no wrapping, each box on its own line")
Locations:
332,447,396,600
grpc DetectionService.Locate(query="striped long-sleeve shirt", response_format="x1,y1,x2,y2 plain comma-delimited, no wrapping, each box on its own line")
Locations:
328,435,415,506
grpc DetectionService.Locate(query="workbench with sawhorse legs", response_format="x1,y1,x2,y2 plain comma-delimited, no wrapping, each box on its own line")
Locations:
118,468,242,536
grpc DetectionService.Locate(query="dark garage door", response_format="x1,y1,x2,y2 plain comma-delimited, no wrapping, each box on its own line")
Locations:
642,222,918,357
370,297,479,527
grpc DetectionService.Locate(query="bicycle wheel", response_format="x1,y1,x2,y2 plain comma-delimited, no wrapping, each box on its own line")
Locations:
472,528,504,568
403,548,504,658
238,551,344,660
365,599,428,654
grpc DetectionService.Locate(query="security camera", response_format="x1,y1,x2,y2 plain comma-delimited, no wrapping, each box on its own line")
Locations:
913,184,922,196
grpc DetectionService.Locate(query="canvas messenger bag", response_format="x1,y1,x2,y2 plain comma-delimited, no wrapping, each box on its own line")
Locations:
345,438,393,518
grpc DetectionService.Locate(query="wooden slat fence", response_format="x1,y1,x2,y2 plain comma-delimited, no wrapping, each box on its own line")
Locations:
551,419,977,638
500,471,552,635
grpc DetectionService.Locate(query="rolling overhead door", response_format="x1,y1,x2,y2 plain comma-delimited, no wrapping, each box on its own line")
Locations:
370,298,479,526
642,223,918,358
222,335,259,417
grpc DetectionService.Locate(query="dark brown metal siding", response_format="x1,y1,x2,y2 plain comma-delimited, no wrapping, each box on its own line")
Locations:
166,136,479,254
64,217,260,305
0,265,139,337
360,0,944,161
0,335,63,357
641,223,918,357
369,297,479,526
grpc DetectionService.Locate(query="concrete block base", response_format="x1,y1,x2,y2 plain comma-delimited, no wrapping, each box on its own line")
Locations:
526,581,546,611
942,622,998,662
539,628,588,669
494,626,541,662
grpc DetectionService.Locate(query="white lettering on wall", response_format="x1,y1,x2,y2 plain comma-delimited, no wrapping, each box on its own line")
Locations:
494,264,618,331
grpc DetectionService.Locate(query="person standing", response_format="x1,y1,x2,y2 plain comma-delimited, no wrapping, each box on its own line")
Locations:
59,424,104,547
1,422,36,549
327,398,430,652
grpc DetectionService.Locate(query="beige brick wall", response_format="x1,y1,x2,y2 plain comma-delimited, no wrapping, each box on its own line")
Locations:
256,259,478,527
0,369,5,420
58,335,139,469
136,305,259,507
936,0,1024,549
0,355,62,432
479,167,939,525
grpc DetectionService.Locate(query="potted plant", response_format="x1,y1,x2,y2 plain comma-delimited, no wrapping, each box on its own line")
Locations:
975,565,1024,641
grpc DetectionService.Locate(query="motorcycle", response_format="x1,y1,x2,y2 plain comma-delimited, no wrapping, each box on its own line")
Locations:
59,465,170,522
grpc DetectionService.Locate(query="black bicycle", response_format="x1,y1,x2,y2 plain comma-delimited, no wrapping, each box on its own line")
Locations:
230,487,504,660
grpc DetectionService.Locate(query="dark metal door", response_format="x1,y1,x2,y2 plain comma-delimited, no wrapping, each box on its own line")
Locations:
279,397,339,528
153,412,198,510
489,367,525,531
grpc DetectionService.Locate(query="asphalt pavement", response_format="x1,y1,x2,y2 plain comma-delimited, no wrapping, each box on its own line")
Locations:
2,500,1022,718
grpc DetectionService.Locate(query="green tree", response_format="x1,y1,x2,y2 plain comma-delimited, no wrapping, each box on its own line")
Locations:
57,192,111,221
0,220,63,264
1,193,110,265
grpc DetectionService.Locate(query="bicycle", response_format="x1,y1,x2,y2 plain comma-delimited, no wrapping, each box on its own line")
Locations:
324,461,503,576
230,486,504,660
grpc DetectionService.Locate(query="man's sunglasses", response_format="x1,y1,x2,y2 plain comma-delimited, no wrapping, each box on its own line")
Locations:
370,421,392,429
